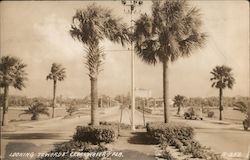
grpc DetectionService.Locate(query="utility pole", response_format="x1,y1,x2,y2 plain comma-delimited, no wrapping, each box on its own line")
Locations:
121,0,143,131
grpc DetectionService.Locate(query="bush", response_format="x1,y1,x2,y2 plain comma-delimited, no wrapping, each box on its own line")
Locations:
207,111,215,118
146,122,194,144
38,140,107,160
99,121,131,130
73,126,116,144
160,150,176,160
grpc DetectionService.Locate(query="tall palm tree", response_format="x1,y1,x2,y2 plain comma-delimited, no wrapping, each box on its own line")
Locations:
19,101,50,120
173,95,185,115
69,4,129,125
46,63,66,118
0,56,27,126
134,0,206,123
210,65,235,120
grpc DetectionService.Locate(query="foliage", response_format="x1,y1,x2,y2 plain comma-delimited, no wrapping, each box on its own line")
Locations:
210,65,235,90
233,101,250,115
73,126,116,144
70,3,129,79
173,95,185,107
160,150,176,160
0,56,28,125
66,105,79,116
46,63,66,82
19,101,49,120
38,140,107,160
99,121,131,130
207,110,215,118
210,65,235,120
70,3,129,125
134,0,206,65
134,0,206,123
146,122,194,144
0,56,28,89
173,95,186,115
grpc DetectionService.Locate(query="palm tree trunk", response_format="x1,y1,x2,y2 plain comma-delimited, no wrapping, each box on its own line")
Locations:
177,106,180,115
52,80,57,118
163,60,169,123
219,88,223,120
2,86,9,126
90,77,98,125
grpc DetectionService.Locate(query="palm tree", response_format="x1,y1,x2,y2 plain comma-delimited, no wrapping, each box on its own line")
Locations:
233,101,250,130
46,63,66,118
19,101,50,120
210,65,235,120
173,95,185,115
0,56,28,126
134,0,206,123
69,4,129,125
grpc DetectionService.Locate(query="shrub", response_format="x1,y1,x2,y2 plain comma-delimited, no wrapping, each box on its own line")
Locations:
73,126,116,144
38,140,107,160
99,121,131,130
208,111,215,118
146,122,194,144
160,150,176,160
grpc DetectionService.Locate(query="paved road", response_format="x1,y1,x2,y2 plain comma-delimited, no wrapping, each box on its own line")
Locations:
1,107,250,160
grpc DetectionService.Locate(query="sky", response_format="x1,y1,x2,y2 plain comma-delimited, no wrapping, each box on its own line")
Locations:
0,0,249,99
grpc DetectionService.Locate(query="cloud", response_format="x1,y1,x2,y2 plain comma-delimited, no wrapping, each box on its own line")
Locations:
33,14,83,60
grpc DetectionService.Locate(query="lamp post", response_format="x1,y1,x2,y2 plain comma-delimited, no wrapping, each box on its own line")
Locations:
121,0,143,131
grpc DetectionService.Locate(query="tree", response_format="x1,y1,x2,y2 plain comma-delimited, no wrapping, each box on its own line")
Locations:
19,101,49,120
233,101,250,115
66,105,79,116
0,56,28,126
173,95,185,115
70,4,129,125
210,65,235,120
134,0,206,123
46,63,66,118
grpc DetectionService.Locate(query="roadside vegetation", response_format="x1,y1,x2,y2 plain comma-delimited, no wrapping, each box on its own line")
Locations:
19,101,50,120
146,122,226,160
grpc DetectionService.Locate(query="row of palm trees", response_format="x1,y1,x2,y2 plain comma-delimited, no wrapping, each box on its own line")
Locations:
174,65,235,121
0,57,66,126
0,0,236,126
69,0,206,125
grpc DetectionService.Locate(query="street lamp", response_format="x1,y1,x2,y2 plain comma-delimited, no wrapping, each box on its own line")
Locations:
121,0,143,131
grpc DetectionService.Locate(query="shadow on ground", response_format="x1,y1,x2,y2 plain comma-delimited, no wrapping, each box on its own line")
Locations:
4,142,54,160
2,133,62,139
127,131,158,145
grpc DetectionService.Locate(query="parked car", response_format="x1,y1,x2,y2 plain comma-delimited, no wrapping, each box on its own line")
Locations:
184,107,203,120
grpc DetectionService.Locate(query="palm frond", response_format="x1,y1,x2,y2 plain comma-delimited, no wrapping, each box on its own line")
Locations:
0,56,28,90
210,65,235,89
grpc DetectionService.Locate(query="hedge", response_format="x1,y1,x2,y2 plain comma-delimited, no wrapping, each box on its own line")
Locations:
73,126,116,144
146,122,194,143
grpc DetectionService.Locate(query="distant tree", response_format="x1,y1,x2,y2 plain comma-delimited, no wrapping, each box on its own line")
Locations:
66,105,79,116
210,65,235,120
19,101,49,120
46,63,66,118
70,4,129,125
134,0,206,123
0,56,28,126
173,95,185,115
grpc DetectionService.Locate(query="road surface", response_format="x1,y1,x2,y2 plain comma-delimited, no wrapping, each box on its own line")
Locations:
1,107,250,160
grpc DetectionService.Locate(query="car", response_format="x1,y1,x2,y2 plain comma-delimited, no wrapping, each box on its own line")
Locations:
184,107,203,120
